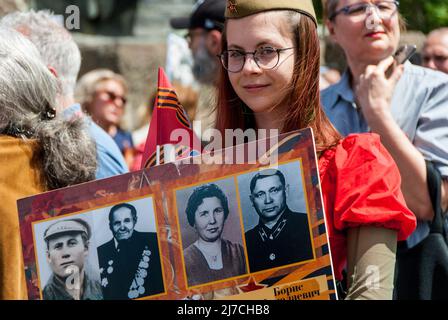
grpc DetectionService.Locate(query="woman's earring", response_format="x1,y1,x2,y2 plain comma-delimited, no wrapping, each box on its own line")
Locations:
44,104,56,120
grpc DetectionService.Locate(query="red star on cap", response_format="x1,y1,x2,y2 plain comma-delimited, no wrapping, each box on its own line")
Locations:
238,277,267,293
227,0,237,13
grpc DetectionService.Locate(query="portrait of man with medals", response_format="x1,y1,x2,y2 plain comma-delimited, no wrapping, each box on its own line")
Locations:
97,203,164,299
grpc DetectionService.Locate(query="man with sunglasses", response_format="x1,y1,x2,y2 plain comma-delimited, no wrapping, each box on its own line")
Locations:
245,169,314,273
422,28,448,74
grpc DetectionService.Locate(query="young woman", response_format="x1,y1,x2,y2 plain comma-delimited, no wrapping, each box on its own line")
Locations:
215,0,416,299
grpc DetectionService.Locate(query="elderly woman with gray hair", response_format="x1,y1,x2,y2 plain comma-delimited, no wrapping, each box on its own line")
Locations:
0,27,96,299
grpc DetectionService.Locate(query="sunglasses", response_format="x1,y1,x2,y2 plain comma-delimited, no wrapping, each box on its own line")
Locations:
97,90,127,105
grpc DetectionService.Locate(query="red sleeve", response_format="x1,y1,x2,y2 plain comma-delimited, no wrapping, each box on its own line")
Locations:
332,133,416,241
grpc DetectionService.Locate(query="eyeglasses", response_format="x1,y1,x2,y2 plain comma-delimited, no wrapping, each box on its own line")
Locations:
218,46,295,73
97,90,127,105
329,1,400,21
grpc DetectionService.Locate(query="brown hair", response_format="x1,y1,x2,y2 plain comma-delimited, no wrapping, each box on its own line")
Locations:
215,11,341,152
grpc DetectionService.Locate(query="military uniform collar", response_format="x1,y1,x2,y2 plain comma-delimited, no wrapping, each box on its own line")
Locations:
257,207,292,242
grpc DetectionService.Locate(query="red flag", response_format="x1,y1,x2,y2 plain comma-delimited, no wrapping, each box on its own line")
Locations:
140,68,201,169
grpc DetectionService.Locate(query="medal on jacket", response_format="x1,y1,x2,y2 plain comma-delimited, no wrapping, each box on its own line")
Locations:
128,246,152,299
100,260,114,288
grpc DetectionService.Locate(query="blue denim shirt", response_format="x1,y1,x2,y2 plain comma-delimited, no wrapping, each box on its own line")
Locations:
64,104,128,179
321,62,448,247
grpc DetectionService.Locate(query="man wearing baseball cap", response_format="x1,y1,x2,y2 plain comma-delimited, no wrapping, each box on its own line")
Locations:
171,0,225,83
42,219,102,300
170,0,226,140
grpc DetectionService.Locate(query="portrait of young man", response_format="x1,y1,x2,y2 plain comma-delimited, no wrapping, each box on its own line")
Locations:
96,202,164,299
42,218,103,300
241,167,314,273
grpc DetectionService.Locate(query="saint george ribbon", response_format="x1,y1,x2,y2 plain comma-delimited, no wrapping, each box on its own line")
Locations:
141,67,201,169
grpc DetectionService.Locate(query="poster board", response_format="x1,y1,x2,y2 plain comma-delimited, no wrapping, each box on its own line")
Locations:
17,128,338,300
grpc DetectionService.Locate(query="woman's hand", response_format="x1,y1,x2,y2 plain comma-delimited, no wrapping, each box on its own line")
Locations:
355,56,404,128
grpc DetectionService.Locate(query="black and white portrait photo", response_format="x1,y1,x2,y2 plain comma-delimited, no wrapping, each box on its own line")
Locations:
94,197,164,299
237,161,315,273
175,178,247,287
33,196,165,300
33,215,103,300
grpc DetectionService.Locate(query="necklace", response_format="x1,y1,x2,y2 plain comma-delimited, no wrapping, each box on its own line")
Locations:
194,241,223,269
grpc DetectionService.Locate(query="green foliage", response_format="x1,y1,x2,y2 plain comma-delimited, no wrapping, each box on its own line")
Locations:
313,0,448,33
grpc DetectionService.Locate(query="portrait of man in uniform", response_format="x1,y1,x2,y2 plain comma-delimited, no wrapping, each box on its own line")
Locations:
42,218,103,300
243,168,314,273
97,202,164,299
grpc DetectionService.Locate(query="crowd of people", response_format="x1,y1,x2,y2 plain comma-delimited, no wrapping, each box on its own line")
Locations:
0,0,447,300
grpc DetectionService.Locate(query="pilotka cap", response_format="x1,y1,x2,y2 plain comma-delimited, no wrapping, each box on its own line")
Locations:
225,0,317,27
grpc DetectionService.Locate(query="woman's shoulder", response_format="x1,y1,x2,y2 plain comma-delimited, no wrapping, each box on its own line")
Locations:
183,243,202,265
318,132,400,188
0,135,44,185
320,133,416,240
222,239,244,254
321,133,387,166
338,132,382,152
0,135,39,152
184,243,198,256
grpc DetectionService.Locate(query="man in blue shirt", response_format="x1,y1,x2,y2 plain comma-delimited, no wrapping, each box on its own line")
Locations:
1,10,128,179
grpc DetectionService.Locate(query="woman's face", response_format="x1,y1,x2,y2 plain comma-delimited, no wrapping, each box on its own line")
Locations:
226,11,295,117
89,79,126,128
194,197,226,243
327,0,400,64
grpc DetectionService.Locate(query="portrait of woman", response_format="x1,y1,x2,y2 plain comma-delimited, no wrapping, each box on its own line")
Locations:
182,183,247,287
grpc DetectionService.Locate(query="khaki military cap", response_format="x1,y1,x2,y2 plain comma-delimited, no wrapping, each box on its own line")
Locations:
44,219,91,241
225,0,317,26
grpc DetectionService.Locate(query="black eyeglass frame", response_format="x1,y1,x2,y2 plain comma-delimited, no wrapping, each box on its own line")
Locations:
328,0,400,21
218,47,296,73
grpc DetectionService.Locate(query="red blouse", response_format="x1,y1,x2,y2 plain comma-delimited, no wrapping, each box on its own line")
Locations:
318,133,416,281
